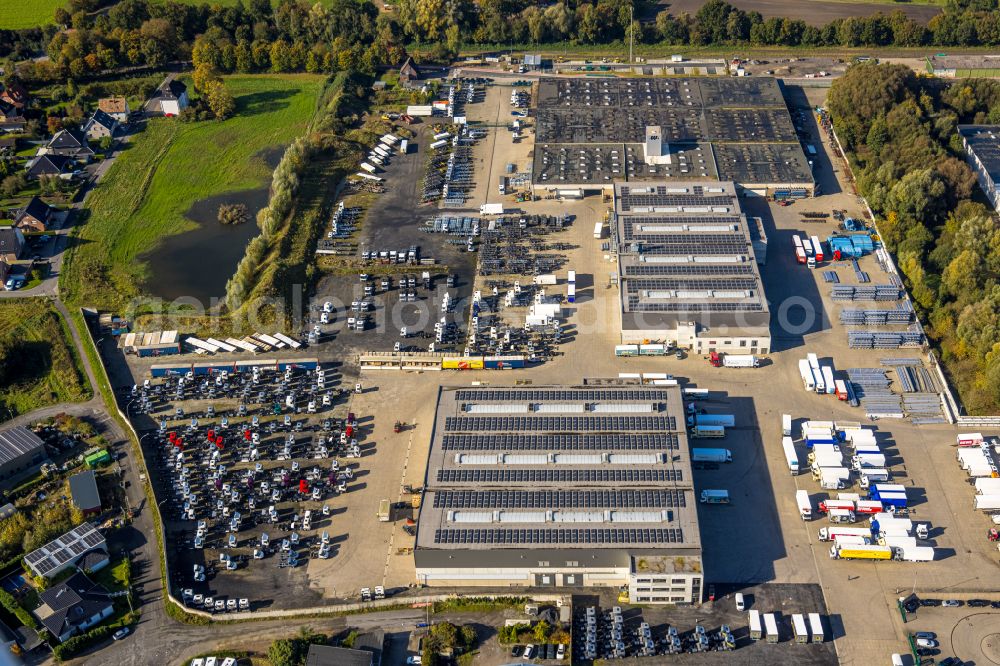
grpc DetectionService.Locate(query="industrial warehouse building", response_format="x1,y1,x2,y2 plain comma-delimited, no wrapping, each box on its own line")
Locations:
415,385,704,605
531,77,813,198
613,180,771,353
0,427,48,487
958,125,1000,213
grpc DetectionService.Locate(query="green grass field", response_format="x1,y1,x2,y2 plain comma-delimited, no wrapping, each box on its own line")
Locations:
0,0,62,29
62,74,324,309
0,299,92,420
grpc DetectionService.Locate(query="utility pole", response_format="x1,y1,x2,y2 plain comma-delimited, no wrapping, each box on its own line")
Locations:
629,4,634,65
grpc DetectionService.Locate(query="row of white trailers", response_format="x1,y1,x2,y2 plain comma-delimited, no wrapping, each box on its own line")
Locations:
798,353,849,401
358,134,403,182
748,610,824,644
184,332,301,355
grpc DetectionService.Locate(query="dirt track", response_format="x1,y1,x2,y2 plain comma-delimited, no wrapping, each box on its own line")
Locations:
661,0,942,26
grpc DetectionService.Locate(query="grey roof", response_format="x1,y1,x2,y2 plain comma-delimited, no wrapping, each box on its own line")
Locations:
37,572,112,639
417,385,700,553
959,125,1000,185
25,523,105,577
15,196,51,225
69,470,101,511
47,129,87,151
0,427,45,466
26,154,71,177
0,227,24,258
87,109,117,131
158,79,187,100
613,181,769,334
305,645,372,666
531,76,811,188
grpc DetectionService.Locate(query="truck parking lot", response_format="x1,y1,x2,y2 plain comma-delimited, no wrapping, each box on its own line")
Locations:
95,73,1000,665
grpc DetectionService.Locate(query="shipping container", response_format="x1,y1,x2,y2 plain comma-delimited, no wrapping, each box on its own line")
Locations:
811,235,824,261
639,344,668,356
483,355,525,369
808,614,824,643
821,366,836,395
783,437,799,474
796,489,811,519
593,222,603,239
764,614,779,643
835,379,849,401
792,614,809,643
748,610,762,640
442,357,485,370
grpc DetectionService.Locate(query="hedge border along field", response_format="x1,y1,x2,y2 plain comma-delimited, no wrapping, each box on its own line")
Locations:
61,74,324,311
0,298,92,420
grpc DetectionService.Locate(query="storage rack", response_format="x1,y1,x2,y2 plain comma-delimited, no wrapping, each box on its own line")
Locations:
831,284,903,301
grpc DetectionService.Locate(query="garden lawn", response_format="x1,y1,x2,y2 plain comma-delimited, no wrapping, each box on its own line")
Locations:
0,299,92,420
62,74,323,309
0,0,62,29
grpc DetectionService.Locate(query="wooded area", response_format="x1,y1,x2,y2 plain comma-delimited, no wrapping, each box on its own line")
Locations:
3,0,1000,86
829,63,1000,413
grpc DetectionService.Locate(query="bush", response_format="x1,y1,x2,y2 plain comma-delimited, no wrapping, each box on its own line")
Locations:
53,624,114,661
0,586,38,630
217,203,249,225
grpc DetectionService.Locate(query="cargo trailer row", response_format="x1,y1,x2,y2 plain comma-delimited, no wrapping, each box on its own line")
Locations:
748,611,825,643
149,358,320,377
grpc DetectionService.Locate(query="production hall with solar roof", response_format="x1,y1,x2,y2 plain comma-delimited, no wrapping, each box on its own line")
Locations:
613,180,771,353
415,384,704,605
531,76,814,199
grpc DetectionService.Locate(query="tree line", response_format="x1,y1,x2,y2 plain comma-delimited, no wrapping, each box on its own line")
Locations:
828,63,1000,413
3,0,1000,85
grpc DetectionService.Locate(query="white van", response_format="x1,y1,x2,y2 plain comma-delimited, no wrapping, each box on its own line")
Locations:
735,593,746,611
891,654,904,666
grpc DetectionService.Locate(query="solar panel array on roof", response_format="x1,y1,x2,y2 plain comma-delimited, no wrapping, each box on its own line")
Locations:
627,299,764,313
455,388,668,402
25,523,104,576
437,468,682,484
433,489,686,509
441,433,678,451
434,527,684,545
444,416,676,432
621,264,757,277
626,278,757,292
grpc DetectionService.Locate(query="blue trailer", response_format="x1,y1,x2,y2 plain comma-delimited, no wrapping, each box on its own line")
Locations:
805,436,837,449
868,483,906,501
136,342,181,358
150,362,193,378
484,355,525,369
277,358,319,371
878,492,908,511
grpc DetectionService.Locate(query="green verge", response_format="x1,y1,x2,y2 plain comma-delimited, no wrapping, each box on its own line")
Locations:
0,299,92,420
61,74,324,310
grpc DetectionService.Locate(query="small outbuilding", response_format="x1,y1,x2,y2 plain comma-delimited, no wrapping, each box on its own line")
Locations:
69,470,102,516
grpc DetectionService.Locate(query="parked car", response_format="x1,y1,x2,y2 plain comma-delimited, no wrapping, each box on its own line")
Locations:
919,598,942,607
523,644,535,659
916,638,939,648
942,600,963,608
510,645,523,657
913,632,936,641
967,599,989,607
405,657,422,665
112,627,130,641
917,647,939,657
